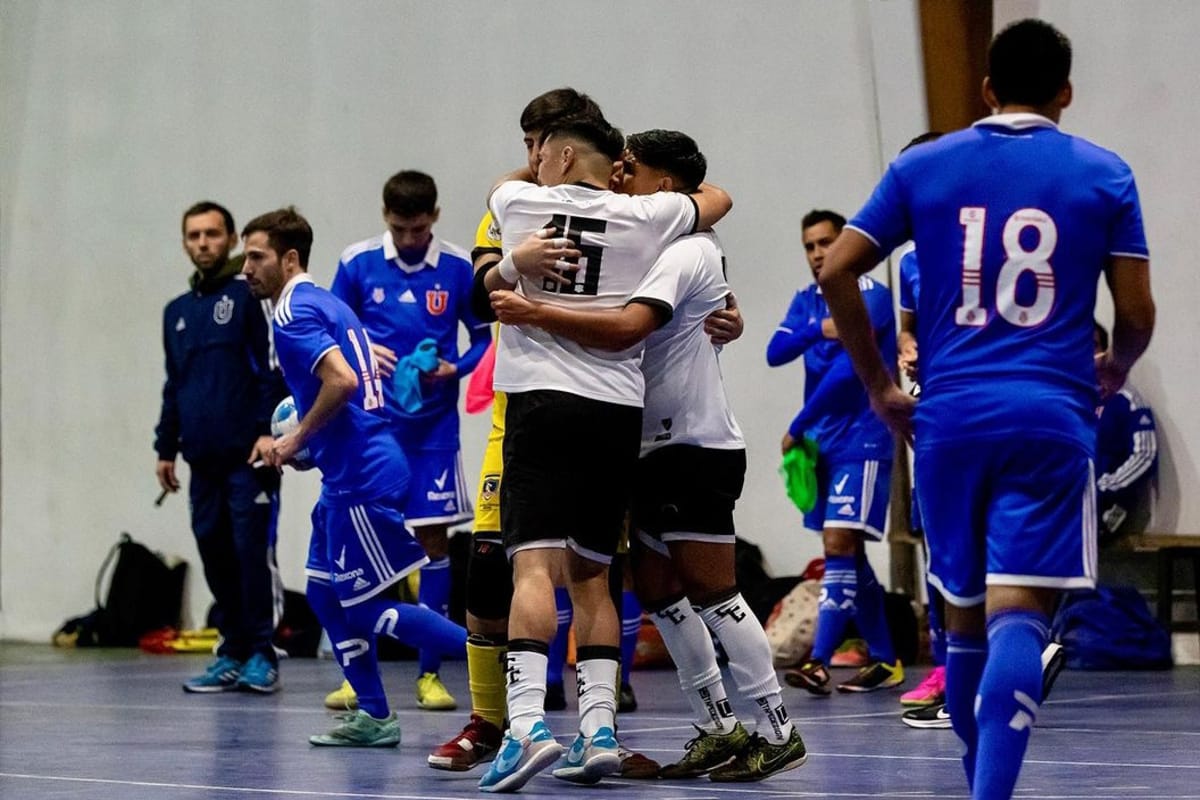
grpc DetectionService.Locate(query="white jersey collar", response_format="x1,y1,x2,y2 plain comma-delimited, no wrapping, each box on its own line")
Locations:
383,230,441,273
973,112,1058,131
278,272,315,305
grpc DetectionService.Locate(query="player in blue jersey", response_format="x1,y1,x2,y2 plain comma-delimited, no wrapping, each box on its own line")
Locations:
330,171,491,712
240,207,468,747
768,210,902,696
817,20,1155,799
1093,321,1158,542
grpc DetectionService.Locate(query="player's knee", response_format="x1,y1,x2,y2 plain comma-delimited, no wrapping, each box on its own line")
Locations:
415,524,450,558
690,584,739,610
466,534,513,620
822,527,860,557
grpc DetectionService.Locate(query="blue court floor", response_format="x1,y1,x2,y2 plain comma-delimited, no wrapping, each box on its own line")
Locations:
1,644,1197,799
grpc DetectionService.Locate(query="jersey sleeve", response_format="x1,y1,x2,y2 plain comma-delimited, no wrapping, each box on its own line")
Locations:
766,291,823,366
847,163,912,256
628,239,701,323
639,191,699,246
488,181,533,233
1108,167,1150,260
329,256,360,312
274,299,339,376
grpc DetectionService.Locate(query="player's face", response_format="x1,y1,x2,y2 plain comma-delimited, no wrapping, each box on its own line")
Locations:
241,231,285,300
620,153,670,196
523,129,543,177
384,211,437,253
801,221,841,278
535,137,569,186
182,210,235,272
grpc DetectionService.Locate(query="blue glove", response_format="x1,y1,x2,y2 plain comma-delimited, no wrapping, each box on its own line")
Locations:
393,338,440,413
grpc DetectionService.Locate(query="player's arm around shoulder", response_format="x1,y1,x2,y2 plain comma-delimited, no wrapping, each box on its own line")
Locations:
688,182,732,231
489,290,661,352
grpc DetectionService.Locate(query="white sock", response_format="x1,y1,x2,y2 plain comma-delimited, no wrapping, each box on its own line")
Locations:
505,648,548,739
651,597,736,734
698,591,793,743
576,655,618,737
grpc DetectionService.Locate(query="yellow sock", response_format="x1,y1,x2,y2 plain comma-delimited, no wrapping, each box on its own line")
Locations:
467,638,508,729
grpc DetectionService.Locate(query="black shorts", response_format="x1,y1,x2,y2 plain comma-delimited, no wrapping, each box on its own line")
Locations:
501,390,641,562
633,445,746,549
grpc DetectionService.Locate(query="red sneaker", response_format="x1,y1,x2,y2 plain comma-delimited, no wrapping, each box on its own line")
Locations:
427,715,503,771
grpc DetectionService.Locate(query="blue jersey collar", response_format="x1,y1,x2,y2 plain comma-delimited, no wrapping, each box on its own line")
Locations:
383,230,442,273
973,112,1059,131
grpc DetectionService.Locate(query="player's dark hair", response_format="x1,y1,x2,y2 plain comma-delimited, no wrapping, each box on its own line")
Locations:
626,130,708,193
900,131,944,154
989,19,1072,107
1094,320,1110,351
242,207,313,268
541,115,625,163
520,88,603,134
801,209,846,233
182,200,235,236
382,170,438,217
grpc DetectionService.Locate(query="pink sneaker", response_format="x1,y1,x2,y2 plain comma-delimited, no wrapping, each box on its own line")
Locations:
900,666,945,707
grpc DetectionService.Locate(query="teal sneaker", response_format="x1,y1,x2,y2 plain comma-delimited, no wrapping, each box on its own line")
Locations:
551,726,621,784
310,709,401,747
709,727,807,782
183,655,243,693
478,721,563,793
236,652,280,694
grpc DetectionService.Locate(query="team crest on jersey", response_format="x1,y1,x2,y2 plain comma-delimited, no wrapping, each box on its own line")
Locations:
486,219,501,242
481,474,500,501
372,287,386,304
213,295,234,325
426,288,449,315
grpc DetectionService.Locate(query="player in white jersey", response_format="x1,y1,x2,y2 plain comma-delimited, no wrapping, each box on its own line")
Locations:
489,129,805,783
474,115,732,792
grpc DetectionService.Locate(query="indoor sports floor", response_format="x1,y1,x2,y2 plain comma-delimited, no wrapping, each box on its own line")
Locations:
1,644,1197,799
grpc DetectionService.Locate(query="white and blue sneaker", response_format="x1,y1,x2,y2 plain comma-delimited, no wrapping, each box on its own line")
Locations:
478,721,563,793
551,726,621,785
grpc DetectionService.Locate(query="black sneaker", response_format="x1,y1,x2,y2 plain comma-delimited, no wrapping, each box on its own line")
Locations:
836,660,904,693
1041,642,1065,700
901,703,952,729
784,660,831,696
659,722,750,779
545,683,567,711
618,683,638,712
708,728,807,782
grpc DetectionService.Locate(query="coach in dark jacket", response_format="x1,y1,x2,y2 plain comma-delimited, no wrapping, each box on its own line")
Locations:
155,201,288,694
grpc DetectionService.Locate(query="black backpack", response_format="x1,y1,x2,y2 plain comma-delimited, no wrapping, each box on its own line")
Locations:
56,533,188,647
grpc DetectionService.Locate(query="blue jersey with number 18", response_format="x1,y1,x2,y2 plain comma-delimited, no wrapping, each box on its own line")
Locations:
272,274,410,503
848,113,1149,450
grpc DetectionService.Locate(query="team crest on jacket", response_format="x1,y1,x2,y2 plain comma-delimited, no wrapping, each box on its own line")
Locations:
213,295,234,325
372,287,386,304
426,288,449,315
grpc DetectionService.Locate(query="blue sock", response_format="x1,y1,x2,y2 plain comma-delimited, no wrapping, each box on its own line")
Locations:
418,557,452,674
946,630,987,789
620,590,642,683
974,609,1048,799
547,588,572,689
812,555,857,664
345,593,467,660
306,580,389,718
927,582,947,666
853,554,896,664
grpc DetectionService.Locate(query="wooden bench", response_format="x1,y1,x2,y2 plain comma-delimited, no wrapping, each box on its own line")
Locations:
1108,533,1200,639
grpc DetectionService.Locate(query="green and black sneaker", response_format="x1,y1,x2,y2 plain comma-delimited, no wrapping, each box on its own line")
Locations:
660,722,751,779
708,728,807,782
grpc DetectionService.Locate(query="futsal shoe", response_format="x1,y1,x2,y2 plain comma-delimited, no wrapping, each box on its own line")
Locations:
551,726,621,784
236,652,280,694
1042,641,1066,699
900,665,945,706
309,709,401,747
618,747,661,779
183,655,243,693
901,703,952,729
830,638,870,668
659,722,751,779
324,679,358,710
784,660,831,696
836,660,904,693
478,721,564,792
618,682,638,712
708,728,807,782
427,714,504,771
416,672,457,710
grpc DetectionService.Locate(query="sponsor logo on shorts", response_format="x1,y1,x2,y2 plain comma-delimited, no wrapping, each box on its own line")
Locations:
334,567,365,583
352,577,371,592
828,495,855,504
426,490,455,502
433,469,448,490
833,474,850,494
837,503,856,517
481,474,500,501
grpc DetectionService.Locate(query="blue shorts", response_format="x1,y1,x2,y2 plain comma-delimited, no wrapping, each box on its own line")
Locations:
305,495,429,607
803,456,891,540
394,411,473,528
914,437,1097,607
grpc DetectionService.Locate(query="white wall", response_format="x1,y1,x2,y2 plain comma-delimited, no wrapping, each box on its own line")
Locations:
0,0,963,642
